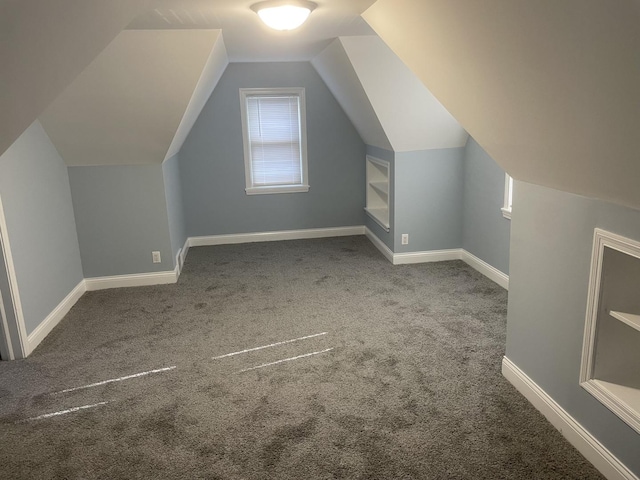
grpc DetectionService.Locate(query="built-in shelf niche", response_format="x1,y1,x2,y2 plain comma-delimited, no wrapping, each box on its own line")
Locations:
580,228,640,434
364,155,390,232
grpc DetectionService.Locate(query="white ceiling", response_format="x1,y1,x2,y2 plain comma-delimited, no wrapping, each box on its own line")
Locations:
339,36,467,152
312,39,392,151
313,36,468,153
0,0,150,157
127,0,377,61
6,0,640,217
164,34,229,161
40,30,223,166
364,0,640,211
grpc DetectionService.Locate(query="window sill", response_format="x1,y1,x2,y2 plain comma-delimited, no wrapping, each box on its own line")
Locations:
246,185,310,195
501,207,512,220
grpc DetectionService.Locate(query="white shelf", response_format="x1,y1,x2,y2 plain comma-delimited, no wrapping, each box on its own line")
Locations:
609,310,640,333
593,380,640,411
580,229,640,435
584,379,640,434
365,156,390,233
369,182,388,196
365,207,390,231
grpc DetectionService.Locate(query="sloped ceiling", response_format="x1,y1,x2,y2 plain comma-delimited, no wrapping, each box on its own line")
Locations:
164,33,228,161
127,0,376,62
312,36,467,152
312,38,392,151
340,36,467,152
0,0,151,157
40,30,227,166
363,0,640,211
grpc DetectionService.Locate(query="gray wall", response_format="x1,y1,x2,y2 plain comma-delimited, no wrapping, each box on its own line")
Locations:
507,181,640,475
365,144,394,250
68,165,173,278
163,153,187,265
462,137,511,274
0,120,83,335
394,148,464,253
180,62,366,237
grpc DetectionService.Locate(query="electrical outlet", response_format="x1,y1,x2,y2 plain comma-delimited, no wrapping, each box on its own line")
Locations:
152,251,161,264
401,234,409,245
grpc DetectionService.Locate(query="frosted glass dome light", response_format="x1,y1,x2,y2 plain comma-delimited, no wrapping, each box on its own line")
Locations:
251,1,317,31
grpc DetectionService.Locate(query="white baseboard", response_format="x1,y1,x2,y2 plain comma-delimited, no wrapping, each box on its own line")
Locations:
189,226,365,247
364,227,394,263
364,228,509,290
394,248,461,265
461,250,509,290
19,229,362,356
85,269,178,291
25,269,178,355
27,280,86,355
179,237,190,274
366,226,460,266
502,357,638,480
175,248,183,276
172,238,191,279
23,229,507,357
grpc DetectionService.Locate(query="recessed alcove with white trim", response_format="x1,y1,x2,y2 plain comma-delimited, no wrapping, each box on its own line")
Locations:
580,228,640,434
364,155,390,232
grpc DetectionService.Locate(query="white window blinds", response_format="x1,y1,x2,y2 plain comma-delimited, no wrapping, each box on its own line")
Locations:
246,94,303,187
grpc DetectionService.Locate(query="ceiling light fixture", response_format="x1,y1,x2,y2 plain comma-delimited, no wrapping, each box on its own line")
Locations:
251,1,317,31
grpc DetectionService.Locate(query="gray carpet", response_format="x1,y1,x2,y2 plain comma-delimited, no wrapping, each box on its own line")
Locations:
0,236,603,479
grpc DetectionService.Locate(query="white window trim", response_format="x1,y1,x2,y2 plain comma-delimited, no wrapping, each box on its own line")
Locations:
239,87,310,195
245,185,310,196
502,174,513,219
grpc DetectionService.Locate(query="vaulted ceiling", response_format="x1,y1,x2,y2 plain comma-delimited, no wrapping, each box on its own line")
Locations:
312,38,391,151
3,0,639,211
313,36,467,152
40,30,227,166
363,0,640,211
0,0,151,156
28,0,458,168
127,0,377,62
5,0,383,167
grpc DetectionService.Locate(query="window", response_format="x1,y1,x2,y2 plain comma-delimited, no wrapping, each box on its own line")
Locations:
502,174,513,219
239,88,309,195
